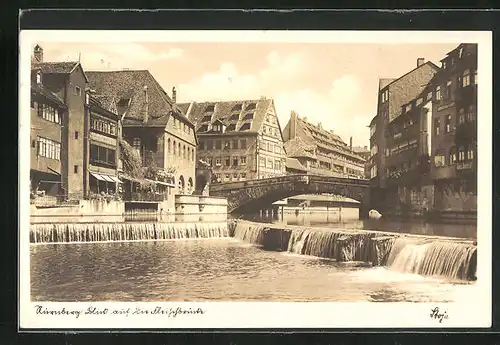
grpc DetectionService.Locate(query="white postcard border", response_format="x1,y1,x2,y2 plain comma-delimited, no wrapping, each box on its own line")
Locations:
19,30,493,330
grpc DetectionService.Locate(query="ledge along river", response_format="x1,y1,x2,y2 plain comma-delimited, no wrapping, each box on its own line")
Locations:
29,214,477,302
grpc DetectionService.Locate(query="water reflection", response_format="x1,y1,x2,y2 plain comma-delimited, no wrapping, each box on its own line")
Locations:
31,239,475,302
241,208,477,239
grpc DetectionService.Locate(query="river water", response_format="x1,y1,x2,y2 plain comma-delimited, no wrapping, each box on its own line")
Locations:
30,236,476,302
242,208,477,240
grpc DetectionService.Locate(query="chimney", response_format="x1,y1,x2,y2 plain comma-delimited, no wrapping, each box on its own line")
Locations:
317,122,322,129
143,85,149,124
417,58,425,67
349,136,353,150
33,44,43,63
172,87,177,103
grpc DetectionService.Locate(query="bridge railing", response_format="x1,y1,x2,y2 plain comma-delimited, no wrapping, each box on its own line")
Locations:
210,174,369,192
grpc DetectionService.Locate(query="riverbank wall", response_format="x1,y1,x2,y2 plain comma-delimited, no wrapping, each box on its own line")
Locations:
230,220,477,281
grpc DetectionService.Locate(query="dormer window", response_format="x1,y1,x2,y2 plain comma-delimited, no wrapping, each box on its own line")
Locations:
231,104,242,112
205,104,215,112
36,72,42,84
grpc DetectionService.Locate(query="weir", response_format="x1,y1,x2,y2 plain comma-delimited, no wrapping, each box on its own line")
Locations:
231,220,477,281
30,221,229,244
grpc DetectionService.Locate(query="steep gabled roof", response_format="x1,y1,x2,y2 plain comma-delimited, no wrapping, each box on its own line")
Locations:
31,82,66,107
86,70,192,128
179,98,273,133
90,94,119,118
32,61,89,82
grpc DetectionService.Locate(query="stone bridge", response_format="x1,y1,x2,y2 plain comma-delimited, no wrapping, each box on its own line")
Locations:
209,174,371,216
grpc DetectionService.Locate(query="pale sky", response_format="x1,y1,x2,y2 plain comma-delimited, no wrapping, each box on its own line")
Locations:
35,41,458,147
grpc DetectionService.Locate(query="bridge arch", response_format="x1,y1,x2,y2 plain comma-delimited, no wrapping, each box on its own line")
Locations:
210,174,371,215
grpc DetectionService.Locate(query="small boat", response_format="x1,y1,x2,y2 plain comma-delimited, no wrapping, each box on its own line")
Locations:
369,209,382,219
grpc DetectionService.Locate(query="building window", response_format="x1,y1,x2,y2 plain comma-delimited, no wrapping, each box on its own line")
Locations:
36,72,42,84
467,145,475,160
459,47,464,58
434,154,445,167
207,140,213,150
207,157,213,166
474,70,478,85
225,157,230,166
90,143,116,167
449,149,457,164
91,115,117,136
74,165,79,173
274,159,281,171
215,140,222,149
37,103,61,124
445,114,452,133
416,98,423,106
435,86,441,100
183,145,186,159
75,86,81,96
240,139,247,149
462,69,471,87
199,140,205,150
434,118,441,136
381,89,389,103
467,106,476,122
445,80,452,99
233,157,238,166
232,140,238,149
173,140,177,156
267,142,271,151
85,93,90,105
241,173,246,180
260,158,266,167
36,137,61,160
240,156,247,165
274,145,281,154
215,157,222,166
458,109,465,124
225,173,230,180
427,91,433,100
267,159,273,168
240,123,251,131
224,140,230,149
133,137,141,151
74,131,79,139
370,165,377,178
167,138,171,153
458,148,465,161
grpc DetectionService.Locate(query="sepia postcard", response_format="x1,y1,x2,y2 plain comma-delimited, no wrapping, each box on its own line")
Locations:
19,29,492,330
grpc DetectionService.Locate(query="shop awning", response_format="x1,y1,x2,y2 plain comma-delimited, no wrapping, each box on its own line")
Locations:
91,172,122,183
90,172,106,181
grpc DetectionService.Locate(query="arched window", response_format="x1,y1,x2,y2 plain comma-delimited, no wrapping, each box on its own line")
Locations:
168,138,171,153
462,69,471,87
173,140,177,156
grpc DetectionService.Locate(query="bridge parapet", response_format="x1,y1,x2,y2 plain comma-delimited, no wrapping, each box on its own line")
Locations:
210,174,371,215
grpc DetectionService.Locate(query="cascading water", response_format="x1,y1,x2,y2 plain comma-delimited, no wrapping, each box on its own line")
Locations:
386,237,477,280
232,222,268,245
232,221,477,281
30,222,229,244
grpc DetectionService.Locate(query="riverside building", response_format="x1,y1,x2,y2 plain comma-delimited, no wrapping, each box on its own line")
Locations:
429,43,478,213
30,45,89,202
179,98,286,182
282,111,366,178
369,57,440,212
87,71,197,211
